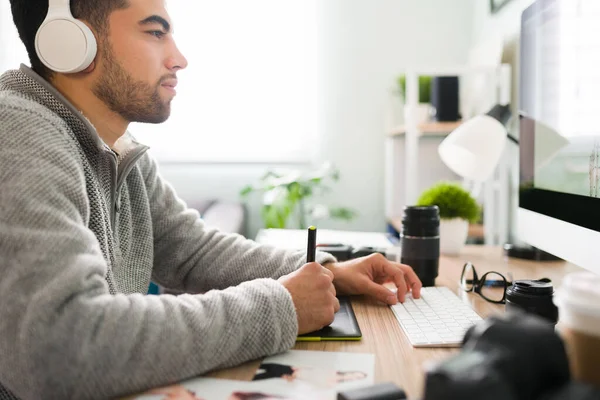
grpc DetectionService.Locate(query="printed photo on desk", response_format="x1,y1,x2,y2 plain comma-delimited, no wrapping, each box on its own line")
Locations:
128,377,318,400
252,350,375,396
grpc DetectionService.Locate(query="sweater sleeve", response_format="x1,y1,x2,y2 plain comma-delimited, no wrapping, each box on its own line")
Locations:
139,153,336,294
0,106,299,400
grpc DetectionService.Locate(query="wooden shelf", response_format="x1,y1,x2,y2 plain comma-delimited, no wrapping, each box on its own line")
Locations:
387,121,463,137
388,217,484,240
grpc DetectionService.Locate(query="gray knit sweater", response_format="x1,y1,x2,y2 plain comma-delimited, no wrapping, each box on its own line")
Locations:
0,65,335,400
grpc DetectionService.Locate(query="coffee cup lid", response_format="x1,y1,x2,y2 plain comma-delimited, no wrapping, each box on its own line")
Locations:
553,272,600,318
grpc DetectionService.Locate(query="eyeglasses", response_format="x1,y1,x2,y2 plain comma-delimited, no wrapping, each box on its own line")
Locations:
460,262,514,304
460,262,553,304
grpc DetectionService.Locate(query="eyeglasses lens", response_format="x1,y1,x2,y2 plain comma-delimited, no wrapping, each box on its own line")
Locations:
461,263,475,291
480,272,506,302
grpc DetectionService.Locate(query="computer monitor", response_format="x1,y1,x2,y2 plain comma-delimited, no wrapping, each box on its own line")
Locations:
518,0,600,275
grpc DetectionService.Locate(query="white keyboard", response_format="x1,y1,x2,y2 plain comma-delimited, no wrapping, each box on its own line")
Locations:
390,286,483,347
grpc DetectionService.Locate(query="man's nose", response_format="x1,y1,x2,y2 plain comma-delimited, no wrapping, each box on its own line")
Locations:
167,40,188,71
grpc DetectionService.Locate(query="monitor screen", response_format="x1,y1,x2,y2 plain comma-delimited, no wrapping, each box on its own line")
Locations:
518,0,600,274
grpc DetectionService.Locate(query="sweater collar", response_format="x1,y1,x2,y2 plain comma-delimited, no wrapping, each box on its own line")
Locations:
0,64,147,157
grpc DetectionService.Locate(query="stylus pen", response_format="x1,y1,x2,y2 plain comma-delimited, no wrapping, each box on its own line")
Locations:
307,226,317,263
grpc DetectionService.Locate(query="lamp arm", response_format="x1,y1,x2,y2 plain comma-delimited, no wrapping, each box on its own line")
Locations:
487,105,519,145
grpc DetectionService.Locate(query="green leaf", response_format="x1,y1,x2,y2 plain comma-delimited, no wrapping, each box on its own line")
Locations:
262,202,291,229
239,185,254,197
396,75,432,103
329,207,358,221
242,161,356,229
262,206,280,228
416,181,481,223
260,170,281,181
299,185,313,198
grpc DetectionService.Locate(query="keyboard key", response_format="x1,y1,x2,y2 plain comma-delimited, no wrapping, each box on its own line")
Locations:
390,286,483,348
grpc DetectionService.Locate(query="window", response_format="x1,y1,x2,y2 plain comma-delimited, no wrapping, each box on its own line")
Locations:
131,0,319,163
0,2,28,72
0,1,319,163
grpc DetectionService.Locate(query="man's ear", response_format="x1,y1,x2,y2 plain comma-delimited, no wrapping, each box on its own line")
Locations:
80,60,96,74
80,21,98,75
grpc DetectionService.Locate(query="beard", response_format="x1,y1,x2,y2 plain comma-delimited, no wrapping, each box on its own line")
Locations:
92,44,173,124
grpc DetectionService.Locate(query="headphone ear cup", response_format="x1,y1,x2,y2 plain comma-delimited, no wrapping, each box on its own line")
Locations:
35,17,97,74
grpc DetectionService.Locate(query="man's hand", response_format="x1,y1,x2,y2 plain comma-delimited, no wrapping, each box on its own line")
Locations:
278,262,340,335
325,253,422,304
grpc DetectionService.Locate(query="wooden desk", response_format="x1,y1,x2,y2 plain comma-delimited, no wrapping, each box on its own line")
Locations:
205,245,582,399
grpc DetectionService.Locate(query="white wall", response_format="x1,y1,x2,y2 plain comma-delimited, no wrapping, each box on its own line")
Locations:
163,0,476,238
472,0,534,47
471,0,534,129
0,1,27,72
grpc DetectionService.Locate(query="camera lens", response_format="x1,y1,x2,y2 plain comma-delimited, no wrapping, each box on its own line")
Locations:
400,206,440,287
505,280,558,325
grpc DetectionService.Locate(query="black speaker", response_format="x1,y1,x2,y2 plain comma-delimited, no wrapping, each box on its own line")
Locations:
431,76,460,122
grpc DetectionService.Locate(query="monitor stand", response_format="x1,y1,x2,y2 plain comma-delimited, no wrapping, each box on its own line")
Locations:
503,243,562,261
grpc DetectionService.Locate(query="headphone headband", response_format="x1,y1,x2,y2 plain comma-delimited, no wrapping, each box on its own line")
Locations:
48,0,71,10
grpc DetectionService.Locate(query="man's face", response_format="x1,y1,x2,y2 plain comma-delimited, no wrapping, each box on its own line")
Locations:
92,0,188,124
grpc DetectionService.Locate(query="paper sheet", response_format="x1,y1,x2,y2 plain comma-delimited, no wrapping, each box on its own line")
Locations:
255,228,394,250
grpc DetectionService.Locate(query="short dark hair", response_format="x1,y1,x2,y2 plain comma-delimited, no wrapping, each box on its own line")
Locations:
9,0,129,80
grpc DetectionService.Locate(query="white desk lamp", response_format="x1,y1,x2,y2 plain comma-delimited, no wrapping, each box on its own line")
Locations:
437,104,561,260
438,104,516,183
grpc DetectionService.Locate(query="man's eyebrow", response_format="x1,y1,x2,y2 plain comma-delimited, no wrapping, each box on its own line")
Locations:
139,15,171,32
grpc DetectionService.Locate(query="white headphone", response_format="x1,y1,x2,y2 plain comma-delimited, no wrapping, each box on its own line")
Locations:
35,0,97,73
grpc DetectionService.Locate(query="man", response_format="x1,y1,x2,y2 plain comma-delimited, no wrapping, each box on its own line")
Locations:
0,0,422,399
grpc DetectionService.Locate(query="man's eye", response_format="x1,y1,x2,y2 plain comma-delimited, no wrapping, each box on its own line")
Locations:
148,31,165,39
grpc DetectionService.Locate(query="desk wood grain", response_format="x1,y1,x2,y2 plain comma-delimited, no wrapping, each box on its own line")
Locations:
207,245,581,398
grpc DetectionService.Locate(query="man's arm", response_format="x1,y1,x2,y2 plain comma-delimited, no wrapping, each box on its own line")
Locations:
0,108,298,399
139,154,336,294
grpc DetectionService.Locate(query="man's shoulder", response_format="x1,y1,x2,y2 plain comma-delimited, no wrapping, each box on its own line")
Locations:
0,89,68,136
0,90,82,168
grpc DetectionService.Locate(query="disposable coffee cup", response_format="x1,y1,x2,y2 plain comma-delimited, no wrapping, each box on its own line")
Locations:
553,272,600,388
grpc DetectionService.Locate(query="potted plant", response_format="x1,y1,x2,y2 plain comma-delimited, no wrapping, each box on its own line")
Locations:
416,181,481,255
240,162,357,229
397,75,432,124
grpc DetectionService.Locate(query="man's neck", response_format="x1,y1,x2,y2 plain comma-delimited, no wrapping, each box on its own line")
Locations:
51,76,128,149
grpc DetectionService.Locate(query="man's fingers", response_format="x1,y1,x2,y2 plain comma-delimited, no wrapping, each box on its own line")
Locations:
366,281,398,305
321,265,334,281
399,264,422,298
396,273,408,303
333,295,340,313
328,282,336,297
381,262,409,302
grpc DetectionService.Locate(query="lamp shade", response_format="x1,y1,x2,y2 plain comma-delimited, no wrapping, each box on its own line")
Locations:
438,115,508,182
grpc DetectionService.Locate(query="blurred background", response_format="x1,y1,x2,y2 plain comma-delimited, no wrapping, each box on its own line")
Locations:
0,0,531,241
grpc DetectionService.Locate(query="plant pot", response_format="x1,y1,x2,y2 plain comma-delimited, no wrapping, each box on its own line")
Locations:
403,103,432,125
440,218,469,255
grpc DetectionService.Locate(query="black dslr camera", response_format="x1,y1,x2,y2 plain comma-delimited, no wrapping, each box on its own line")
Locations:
423,312,600,400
